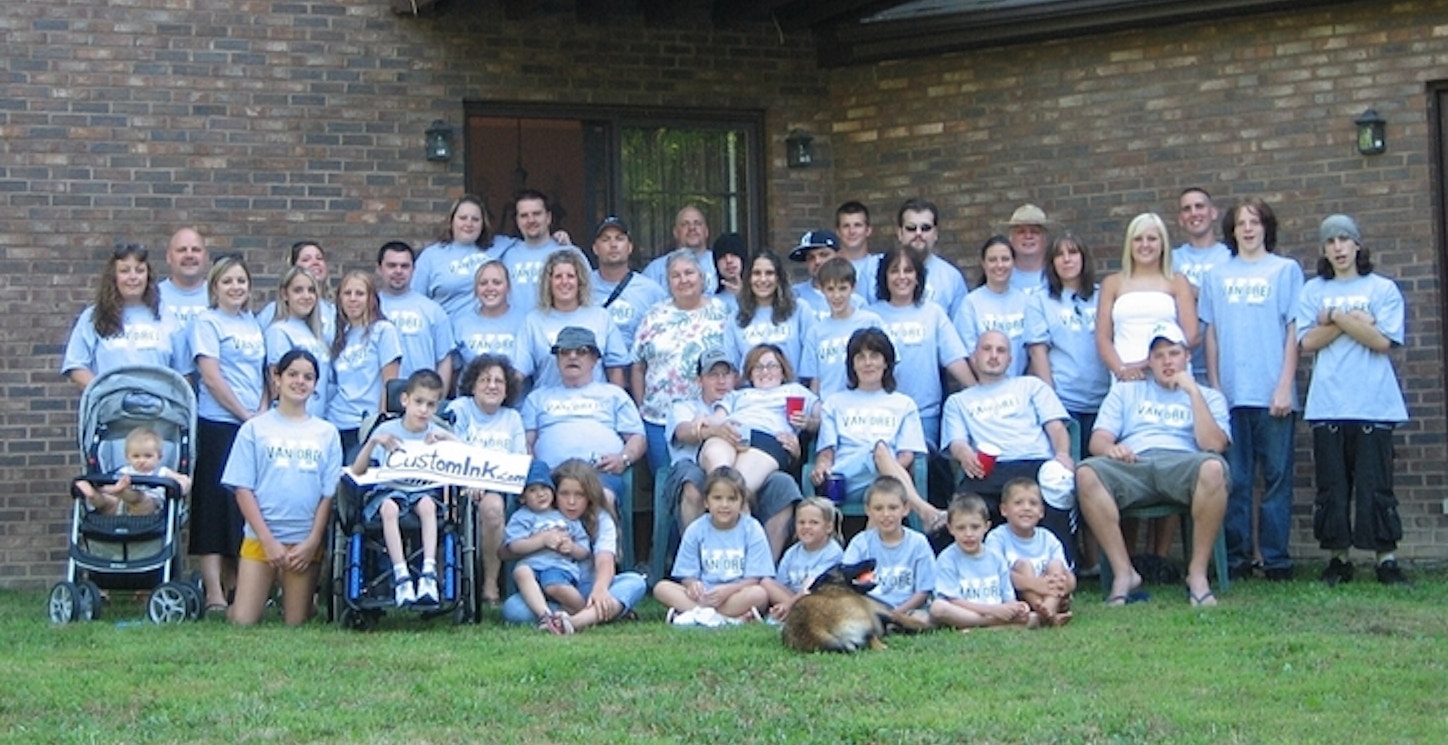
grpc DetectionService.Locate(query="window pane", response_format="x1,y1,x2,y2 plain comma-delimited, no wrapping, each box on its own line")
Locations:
622,127,750,259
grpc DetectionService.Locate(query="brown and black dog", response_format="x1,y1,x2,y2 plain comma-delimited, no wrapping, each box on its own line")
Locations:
781,560,931,652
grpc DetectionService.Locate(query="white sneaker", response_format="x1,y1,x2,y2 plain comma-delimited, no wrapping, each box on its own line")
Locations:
415,574,439,605
394,577,417,607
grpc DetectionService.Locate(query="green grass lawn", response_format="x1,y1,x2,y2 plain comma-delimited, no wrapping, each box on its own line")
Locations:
4,569,1444,744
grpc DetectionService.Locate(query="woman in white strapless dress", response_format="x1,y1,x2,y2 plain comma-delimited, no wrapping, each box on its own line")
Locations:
1094,213,1199,382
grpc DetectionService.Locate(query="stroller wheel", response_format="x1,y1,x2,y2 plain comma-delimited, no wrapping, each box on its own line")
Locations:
77,580,104,622
179,583,203,621
48,582,83,625
147,582,190,624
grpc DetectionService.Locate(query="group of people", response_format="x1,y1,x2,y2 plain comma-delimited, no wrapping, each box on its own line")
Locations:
60,185,1411,629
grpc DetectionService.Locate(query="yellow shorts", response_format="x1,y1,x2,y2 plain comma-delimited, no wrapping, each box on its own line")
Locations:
240,537,324,564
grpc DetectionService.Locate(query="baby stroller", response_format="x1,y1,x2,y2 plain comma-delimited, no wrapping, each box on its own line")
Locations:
328,381,480,630
50,366,200,624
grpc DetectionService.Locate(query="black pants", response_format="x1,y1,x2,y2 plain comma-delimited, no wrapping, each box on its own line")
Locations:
190,418,243,557
1311,421,1402,552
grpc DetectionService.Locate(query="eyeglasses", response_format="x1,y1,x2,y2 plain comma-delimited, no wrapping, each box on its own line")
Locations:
902,224,934,233
753,361,783,371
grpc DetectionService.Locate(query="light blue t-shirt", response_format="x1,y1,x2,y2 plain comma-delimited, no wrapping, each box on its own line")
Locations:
503,241,588,313
955,285,1030,377
1093,378,1232,454
258,299,337,343
920,253,969,319
410,238,511,322
799,308,883,397
792,281,867,324
774,540,845,593
522,381,644,468
724,304,813,373
62,305,179,380
941,376,1069,460
264,317,333,419
592,270,667,351
158,279,209,376
816,388,926,489
643,248,719,296
716,382,817,436
664,398,711,466
870,300,968,420
983,525,1069,575
444,399,526,454
1009,267,1047,296
192,308,266,424
672,513,775,588
577,510,622,587
842,527,936,608
516,305,630,388
1173,241,1234,374
378,290,455,379
1295,273,1408,424
221,409,342,544
452,304,528,368
505,506,590,579
934,542,1014,604
326,320,403,430
1024,287,1111,413
1199,253,1305,409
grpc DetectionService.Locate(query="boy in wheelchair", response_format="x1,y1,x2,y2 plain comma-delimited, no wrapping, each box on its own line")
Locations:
348,370,456,606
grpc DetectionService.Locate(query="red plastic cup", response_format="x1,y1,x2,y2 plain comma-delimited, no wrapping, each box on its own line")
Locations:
976,443,1002,478
785,396,805,418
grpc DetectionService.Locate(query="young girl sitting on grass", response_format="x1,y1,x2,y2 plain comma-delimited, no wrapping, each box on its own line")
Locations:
654,467,774,625
505,460,591,635
762,496,844,621
842,473,936,623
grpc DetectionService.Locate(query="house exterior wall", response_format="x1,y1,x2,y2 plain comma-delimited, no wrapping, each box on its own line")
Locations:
820,0,1448,559
2,0,1443,586
0,0,829,586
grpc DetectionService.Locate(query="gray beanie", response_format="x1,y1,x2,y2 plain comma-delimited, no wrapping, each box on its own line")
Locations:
1319,214,1361,244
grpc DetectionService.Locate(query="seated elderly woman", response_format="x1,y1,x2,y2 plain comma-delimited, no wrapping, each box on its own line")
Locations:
810,328,927,502
699,343,818,493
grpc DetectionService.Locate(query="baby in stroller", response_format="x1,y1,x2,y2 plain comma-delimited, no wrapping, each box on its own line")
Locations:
349,370,457,607
75,427,191,516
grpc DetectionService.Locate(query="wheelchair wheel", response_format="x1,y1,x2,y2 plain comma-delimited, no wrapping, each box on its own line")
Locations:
77,580,103,622
339,607,377,632
48,582,83,624
147,582,190,624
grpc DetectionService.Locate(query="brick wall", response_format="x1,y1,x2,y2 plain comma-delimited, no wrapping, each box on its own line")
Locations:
4,0,1445,586
822,0,1448,559
0,0,828,586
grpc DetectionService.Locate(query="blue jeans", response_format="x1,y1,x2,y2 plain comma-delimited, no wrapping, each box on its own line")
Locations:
1225,407,1295,571
500,571,648,625
644,421,669,474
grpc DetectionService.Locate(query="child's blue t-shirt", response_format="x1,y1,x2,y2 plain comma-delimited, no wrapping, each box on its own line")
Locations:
505,506,590,579
774,540,844,594
983,524,1069,576
934,542,1014,604
799,309,883,397
673,514,775,589
221,410,342,544
842,527,935,608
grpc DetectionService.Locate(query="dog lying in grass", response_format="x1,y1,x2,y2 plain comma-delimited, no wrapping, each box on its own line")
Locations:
781,560,930,652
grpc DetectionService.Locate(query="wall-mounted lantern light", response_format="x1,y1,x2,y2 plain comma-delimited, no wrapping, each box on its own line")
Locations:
785,129,814,168
425,119,454,162
1355,109,1386,156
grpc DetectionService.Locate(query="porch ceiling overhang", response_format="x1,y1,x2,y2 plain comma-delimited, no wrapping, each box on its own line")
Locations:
730,0,1363,67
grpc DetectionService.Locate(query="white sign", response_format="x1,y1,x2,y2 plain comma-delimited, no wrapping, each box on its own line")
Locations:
348,440,531,494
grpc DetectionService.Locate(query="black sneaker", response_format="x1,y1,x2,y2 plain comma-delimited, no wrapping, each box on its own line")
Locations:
1228,564,1254,582
1375,559,1410,586
1320,558,1354,586
1263,567,1294,582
